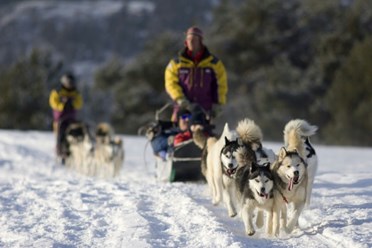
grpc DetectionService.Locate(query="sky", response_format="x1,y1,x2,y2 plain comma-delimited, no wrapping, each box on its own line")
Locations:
0,129,371,248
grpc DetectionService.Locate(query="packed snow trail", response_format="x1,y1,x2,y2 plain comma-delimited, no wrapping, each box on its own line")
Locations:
0,130,371,247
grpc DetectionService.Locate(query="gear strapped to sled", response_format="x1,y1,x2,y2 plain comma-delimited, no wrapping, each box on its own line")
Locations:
140,103,212,182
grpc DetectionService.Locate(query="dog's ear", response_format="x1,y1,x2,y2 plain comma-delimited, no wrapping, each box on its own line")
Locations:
278,147,288,159
224,136,230,145
250,162,258,173
262,162,270,169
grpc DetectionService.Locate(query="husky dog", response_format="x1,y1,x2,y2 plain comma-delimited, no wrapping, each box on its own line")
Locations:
272,119,317,235
235,161,275,236
64,121,93,174
272,147,308,235
94,122,124,178
236,118,276,166
283,119,318,206
205,123,240,217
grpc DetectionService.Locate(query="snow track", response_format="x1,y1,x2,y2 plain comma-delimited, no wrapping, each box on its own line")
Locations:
0,131,371,247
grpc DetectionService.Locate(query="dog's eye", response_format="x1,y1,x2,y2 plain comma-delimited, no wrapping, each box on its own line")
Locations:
296,164,300,167
265,179,269,183
255,179,259,183
287,165,291,168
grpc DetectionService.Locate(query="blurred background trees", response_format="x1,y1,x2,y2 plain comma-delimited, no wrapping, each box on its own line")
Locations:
0,0,371,146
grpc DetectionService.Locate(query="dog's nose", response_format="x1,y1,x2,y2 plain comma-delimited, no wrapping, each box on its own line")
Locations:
228,163,234,168
294,171,299,176
260,187,265,193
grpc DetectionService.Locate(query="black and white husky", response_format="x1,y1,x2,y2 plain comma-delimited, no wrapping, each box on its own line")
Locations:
235,161,275,236
64,121,94,174
272,119,318,235
205,123,242,217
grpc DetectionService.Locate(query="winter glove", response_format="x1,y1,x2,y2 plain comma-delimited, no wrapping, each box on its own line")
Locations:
210,104,222,118
176,98,190,109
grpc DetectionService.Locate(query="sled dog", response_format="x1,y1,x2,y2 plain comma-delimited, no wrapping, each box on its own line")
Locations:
235,161,275,236
271,119,317,235
283,119,318,207
64,121,93,174
94,122,124,178
272,147,308,235
205,123,241,217
236,118,276,166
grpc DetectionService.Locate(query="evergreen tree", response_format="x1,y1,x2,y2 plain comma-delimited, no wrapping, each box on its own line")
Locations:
0,49,63,130
92,33,179,133
324,36,372,146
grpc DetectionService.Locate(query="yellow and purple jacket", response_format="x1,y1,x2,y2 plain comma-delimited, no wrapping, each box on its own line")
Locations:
49,86,83,121
165,47,228,112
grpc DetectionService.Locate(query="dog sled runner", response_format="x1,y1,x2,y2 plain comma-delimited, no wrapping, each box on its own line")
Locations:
140,103,210,183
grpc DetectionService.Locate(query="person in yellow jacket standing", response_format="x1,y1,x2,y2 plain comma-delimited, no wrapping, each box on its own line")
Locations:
49,72,83,156
165,26,228,122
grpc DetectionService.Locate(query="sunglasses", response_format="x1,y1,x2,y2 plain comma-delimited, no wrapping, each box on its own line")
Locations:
180,114,191,120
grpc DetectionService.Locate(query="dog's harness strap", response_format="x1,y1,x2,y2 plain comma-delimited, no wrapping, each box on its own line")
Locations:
279,190,289,204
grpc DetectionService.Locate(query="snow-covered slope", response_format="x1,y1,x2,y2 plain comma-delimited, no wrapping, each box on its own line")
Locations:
0,130,371,247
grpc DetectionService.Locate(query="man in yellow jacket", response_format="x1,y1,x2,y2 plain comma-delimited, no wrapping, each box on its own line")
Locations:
165,26,228,121
49,73,83,156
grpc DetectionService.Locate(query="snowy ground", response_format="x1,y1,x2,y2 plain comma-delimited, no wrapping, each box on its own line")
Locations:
0,130,371,248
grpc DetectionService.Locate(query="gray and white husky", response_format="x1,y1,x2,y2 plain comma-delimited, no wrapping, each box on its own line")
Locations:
283,119,318,207
235,161,275,236
272,148,308,235
94,122,124,178
272,119,317,235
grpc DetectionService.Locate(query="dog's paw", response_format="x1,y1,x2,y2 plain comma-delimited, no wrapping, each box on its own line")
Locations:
246,230,255,236
229,211,237,218
286,220,298,234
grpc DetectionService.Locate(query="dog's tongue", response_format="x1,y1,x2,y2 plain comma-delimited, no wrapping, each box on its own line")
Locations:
259,192,269,199
227,168,235,176
288,178,294,191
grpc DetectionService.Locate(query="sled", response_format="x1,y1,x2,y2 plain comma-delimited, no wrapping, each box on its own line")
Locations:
140,103,210,183
155,139,204,182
